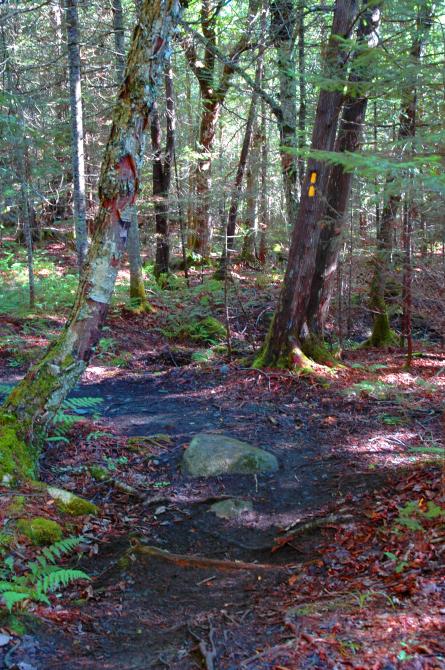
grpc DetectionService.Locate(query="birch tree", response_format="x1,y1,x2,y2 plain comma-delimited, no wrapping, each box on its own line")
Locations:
0,0,183,485
65,0,88,268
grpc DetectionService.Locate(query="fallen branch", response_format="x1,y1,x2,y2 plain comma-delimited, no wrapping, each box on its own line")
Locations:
131,541,288,572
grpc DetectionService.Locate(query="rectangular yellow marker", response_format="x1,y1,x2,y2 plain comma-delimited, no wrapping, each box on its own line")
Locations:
308,185,316,197
310,171,317,184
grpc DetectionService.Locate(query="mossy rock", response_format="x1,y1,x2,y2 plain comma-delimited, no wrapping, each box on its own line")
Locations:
17,517,63,546
0,413,36,485
210,498,253,519
47,486,99,516
88,465,109,482
182,433,278,477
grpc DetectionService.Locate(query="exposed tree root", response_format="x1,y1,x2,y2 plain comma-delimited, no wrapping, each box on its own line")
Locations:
273,513,355,551
131,541,288,571
142,493,236,507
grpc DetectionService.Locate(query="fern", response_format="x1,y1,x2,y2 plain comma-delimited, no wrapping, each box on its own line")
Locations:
36,569,88,595
0,536,89,612
51,396,103,436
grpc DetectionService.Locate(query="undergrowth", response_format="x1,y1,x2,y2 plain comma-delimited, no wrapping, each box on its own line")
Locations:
0,536,88,612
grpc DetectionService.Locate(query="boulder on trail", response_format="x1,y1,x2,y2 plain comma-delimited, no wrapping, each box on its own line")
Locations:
182,433,279,477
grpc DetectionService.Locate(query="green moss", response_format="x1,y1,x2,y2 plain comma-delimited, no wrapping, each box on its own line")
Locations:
175,316,226,344
47,486,99,516
301,335,343,368
0,413,36,485
88,465,109,481
0,532,13,548
8,495,26,515
363,312,399,348
17,517,63,546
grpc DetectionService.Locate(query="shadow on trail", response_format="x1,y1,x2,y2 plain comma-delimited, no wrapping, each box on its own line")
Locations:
1,366,412,669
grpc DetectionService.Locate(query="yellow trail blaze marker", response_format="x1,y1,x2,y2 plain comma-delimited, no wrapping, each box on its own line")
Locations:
308,171,317,196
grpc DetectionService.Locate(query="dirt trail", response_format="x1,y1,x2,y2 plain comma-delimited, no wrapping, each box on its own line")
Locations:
0,365,416,669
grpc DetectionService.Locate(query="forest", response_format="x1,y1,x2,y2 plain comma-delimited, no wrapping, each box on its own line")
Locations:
0,0,444,667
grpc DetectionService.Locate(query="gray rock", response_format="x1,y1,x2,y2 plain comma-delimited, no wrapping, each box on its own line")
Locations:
210,498,253,519
182,433,278,477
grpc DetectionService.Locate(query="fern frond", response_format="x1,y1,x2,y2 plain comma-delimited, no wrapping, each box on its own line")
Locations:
1,591,29,612
37,569,89,594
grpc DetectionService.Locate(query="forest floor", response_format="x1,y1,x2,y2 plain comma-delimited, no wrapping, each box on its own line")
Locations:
0,247,444,669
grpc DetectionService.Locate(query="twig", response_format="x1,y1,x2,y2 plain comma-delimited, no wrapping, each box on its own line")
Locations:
198,618,218,670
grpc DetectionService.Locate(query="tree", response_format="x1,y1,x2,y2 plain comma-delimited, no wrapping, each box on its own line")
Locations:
65,0,88,268
367,1,433,347
0,0,184,485
216,21,265,277
270,0,298,224
304,0,382,349
152,65,175,279
181,0,261,257
254,0,359,370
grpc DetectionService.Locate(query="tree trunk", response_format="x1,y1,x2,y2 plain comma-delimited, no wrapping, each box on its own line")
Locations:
254,0,358,370
153,65,175,279
215,41,263,277
64,0,88,269
297,0,306,192
0,0,183,485
270,0,298,225
241,122,262,263
368,3,432,347
182,0,260,257
401,198,413,365
304,0,382,345
258,96,268,264
113,0,149,308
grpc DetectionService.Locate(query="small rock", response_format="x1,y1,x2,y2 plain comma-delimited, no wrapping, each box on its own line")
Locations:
0,633,11,647
47,486,98,516
210,499,253,519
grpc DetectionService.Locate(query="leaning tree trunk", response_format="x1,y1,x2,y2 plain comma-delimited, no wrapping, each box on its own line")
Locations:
254,0,359,370
303,0,382,358
0,0,183,485
113,0,149,310
65,0,88,269
368,3,432,347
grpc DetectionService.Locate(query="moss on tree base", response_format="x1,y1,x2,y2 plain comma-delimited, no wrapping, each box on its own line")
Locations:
0,413,37,486
362,313,399,348
301,335,343,368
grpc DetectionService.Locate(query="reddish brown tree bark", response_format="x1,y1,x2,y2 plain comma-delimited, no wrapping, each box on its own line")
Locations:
305,0,382,341
255,0,359,369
